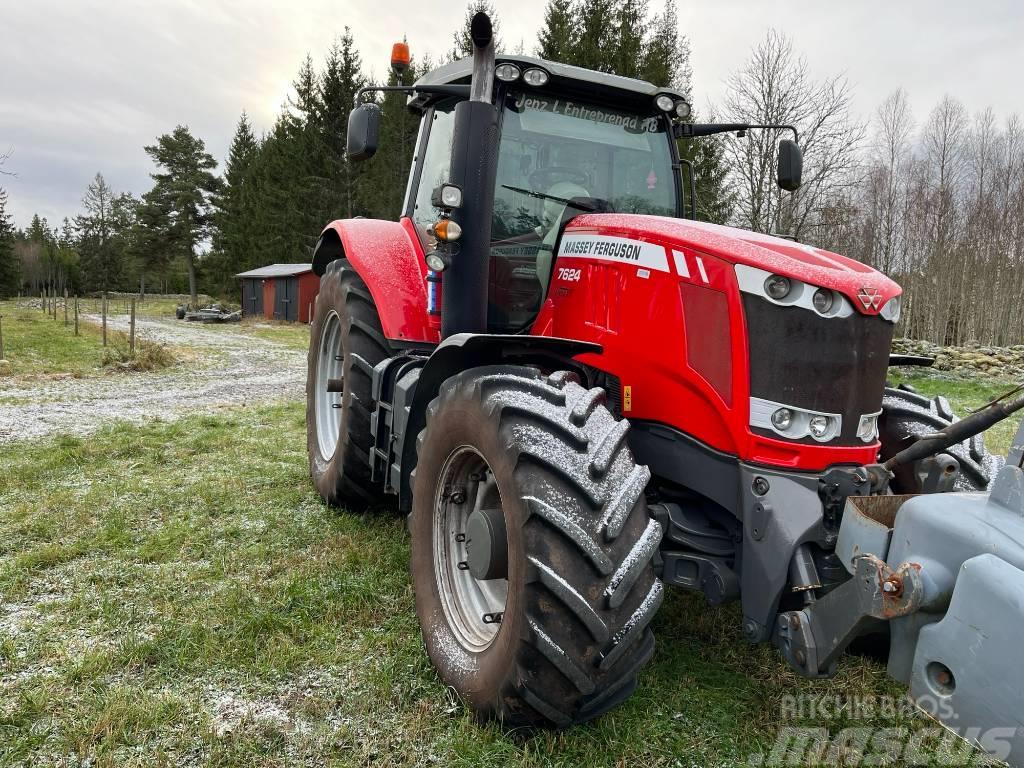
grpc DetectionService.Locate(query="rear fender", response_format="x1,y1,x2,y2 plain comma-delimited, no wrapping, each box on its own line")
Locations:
313,218,439,345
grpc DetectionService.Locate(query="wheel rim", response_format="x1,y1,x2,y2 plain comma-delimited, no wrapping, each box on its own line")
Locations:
434,446,509,652
315,310,343,461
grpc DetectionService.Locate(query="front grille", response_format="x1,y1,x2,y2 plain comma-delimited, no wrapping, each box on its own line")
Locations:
743,295,893,446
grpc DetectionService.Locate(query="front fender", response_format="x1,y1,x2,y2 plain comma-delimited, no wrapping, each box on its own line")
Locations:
314,217,439,345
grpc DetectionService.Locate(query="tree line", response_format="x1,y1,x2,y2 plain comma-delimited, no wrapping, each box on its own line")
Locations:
1,0,1021,347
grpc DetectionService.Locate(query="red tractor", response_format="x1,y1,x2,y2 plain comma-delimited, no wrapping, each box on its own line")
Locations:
306,14,1024,751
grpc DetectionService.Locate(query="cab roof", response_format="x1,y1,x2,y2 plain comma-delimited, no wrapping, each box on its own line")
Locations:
409,54,687,114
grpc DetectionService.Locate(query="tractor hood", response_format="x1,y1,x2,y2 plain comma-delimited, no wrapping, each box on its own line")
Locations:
564,213,902,315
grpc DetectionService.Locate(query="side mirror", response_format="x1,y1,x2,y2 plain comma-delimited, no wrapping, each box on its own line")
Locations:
347,103,381,162
777,139,803,192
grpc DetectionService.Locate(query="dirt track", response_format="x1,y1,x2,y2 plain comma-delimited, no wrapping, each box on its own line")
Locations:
0,316,306,444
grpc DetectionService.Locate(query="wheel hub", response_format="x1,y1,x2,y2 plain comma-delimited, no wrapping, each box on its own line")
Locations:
314,310,343,461
466,505,508,581
433,446,509,652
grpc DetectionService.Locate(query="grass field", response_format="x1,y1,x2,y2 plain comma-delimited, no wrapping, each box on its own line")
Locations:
0,366,1013,767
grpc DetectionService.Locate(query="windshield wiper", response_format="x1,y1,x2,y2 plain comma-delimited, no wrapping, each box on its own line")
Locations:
501,185,601,211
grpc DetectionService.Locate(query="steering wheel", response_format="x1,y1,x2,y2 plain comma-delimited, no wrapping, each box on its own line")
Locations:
528,166,590,191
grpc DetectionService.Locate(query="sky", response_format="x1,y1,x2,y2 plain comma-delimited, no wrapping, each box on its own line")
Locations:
2,0,1022,230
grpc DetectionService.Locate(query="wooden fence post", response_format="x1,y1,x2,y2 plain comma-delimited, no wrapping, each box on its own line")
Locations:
63,290,68,326
102,294,107,347
129,298,136,353
0,314,5,361
74,296,79,336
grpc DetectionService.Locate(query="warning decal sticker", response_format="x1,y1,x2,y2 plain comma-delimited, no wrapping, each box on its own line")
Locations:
557,234,669,272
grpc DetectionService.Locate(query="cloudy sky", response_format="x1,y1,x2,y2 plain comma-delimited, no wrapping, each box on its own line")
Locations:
2,0,1022,229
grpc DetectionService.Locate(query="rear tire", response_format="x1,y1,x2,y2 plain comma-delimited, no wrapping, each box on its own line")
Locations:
879,385,1004,493
410,365,662,727
306,259,392,508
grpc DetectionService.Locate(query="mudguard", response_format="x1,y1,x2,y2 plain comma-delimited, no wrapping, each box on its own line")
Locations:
313,217,439,345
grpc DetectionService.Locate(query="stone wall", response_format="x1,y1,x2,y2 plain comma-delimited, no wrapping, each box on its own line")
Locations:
892,338,1024,380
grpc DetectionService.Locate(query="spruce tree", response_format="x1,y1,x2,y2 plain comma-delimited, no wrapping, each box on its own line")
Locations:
537,0,577,60
76,173,123,292
211,112,259,291
319,30,366,219
0,188,19,297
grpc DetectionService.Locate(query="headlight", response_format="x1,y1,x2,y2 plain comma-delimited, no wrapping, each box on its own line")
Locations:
655,94,675,112
771,408,793,431
812,288,834,314
881,296,902,323
495,63,520,82
764,274,792,301
675,101,691,119
808,415,830,439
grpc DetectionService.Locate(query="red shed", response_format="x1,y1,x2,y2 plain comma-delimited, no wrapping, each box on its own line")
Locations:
236,264,320,323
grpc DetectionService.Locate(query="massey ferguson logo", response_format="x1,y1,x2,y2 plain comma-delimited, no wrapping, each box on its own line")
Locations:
857,286,883,311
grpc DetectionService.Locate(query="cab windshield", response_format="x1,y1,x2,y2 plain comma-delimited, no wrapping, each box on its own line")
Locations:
487,92,676,330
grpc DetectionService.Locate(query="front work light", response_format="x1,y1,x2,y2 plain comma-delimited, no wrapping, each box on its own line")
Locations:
425,251,450,272
522,68,549,87
495,63,521,82
655,94,675,112
431,183,463,209
675,101,692,119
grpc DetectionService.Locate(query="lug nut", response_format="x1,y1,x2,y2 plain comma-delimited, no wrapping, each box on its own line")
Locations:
789,614,801,630
450,490,467,505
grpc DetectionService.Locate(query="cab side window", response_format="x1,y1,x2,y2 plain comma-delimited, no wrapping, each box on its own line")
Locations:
412,104,457,239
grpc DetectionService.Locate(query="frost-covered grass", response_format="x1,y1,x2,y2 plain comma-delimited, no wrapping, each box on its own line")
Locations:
2,391,1009,767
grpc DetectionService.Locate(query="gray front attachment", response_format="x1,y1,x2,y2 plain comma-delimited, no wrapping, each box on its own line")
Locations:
780,418,1024,766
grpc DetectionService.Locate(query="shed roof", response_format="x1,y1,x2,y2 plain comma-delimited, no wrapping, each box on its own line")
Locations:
236,263,313,279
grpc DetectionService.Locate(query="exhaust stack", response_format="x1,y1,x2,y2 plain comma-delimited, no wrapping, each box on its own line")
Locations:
440,12,500,338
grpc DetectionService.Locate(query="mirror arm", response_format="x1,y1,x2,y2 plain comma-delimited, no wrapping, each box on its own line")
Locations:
676,122,799,144
355,84,472,107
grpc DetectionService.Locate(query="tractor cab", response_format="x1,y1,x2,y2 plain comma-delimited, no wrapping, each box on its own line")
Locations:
352,54,691,333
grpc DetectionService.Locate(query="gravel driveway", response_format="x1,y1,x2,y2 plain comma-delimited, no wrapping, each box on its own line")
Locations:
0,315,306,443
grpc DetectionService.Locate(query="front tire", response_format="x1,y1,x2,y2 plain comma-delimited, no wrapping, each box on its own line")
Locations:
879,385,1004,493
306,259,392,507
410,366,662,727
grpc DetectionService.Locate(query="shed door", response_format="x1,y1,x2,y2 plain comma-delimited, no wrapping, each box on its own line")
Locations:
275,277,299,321
243,279,263,316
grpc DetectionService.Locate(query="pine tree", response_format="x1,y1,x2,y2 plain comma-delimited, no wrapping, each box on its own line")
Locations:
537,0,577,60
0,188,19,297
452,1,503,59
144,127,221,306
